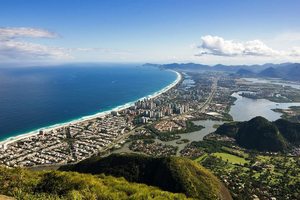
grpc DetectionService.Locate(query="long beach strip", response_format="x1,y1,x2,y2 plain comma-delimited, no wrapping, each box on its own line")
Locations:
0,70,182,148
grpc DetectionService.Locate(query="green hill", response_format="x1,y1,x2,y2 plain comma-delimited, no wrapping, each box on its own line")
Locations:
236,117,287,151
0,165,190,200
215,116,290,152
214,122,241,138
274,119,300,146
61,154,232,200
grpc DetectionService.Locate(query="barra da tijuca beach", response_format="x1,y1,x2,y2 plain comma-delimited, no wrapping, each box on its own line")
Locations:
0,1,300,200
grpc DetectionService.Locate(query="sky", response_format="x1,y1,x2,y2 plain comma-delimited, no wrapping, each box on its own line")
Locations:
1,0,300,65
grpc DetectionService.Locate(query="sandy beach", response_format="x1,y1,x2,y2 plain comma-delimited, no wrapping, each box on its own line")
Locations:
0,70,182,148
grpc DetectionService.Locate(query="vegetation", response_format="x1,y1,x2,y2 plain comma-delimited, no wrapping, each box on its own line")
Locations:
61,154,232,200
220,146,249,159
129,131,156,140
176,139,190,144
199,151,300,200
187,139,232,154
212,152,248,165
214,122,241,138
236,117,288,152
274,118,300,145
156,133,181,142
215,116,300,152
272,106,300,123
183,136,300,199
0,165,191,200
147,120,204,142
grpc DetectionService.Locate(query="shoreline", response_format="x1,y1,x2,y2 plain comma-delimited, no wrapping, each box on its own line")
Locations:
0,70,182,148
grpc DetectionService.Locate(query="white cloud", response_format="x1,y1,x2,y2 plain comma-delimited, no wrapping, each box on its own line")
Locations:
0,27,136,63
289,47,300,56
0,40,69,60
242,40,279,56
273,32,300,43
196,35,282,57
192,35,300,64
0,27,69,61
267,32,300,52
0,27,57,39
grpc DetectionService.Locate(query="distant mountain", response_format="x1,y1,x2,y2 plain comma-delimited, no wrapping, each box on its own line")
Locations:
161,63,212,71
142,63,160,67
156,63,271,72
61,154,232,200
215,116,300,152
236,69,256,76
145,62,300,81
280,63,300,81
258,67,282,78
258,63,300,81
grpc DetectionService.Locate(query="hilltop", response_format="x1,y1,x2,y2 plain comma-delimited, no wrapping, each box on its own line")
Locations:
0,154,232,200
0,165,190,200
61,154,232,200
235,117,287,152
215,116,300,152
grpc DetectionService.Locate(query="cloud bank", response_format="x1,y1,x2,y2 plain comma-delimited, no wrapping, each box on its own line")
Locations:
196,35,300,57
0,27,57,39
0,27,69,61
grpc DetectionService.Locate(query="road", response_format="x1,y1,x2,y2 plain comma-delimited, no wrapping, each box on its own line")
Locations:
199,77,218,113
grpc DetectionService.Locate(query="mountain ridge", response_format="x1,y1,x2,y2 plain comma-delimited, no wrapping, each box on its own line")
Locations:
144,62,300,81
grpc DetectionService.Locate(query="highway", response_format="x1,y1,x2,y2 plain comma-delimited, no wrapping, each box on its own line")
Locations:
198,77,218,113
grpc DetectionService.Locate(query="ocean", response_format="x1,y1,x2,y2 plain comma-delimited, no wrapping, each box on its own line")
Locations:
0,64,177,141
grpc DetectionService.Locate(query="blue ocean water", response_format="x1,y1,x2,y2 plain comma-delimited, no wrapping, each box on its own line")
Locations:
0,64,177,140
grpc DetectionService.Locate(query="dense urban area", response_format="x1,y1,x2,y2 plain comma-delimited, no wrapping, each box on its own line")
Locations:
1,69,300,200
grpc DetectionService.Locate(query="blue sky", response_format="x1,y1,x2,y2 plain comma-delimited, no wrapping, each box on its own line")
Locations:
1,0,300,65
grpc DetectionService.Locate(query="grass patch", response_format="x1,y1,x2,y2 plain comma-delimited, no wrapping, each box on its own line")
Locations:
221,146,249,158
212,152,248,165
256,155,271,162
194,153,208,162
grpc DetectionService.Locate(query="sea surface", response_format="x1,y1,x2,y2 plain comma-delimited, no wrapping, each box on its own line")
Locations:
0,64,177,141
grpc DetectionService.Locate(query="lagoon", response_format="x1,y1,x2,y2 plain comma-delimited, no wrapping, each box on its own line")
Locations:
229,92,300,121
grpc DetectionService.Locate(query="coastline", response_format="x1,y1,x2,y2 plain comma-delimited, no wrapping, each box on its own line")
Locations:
0,70,182,148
